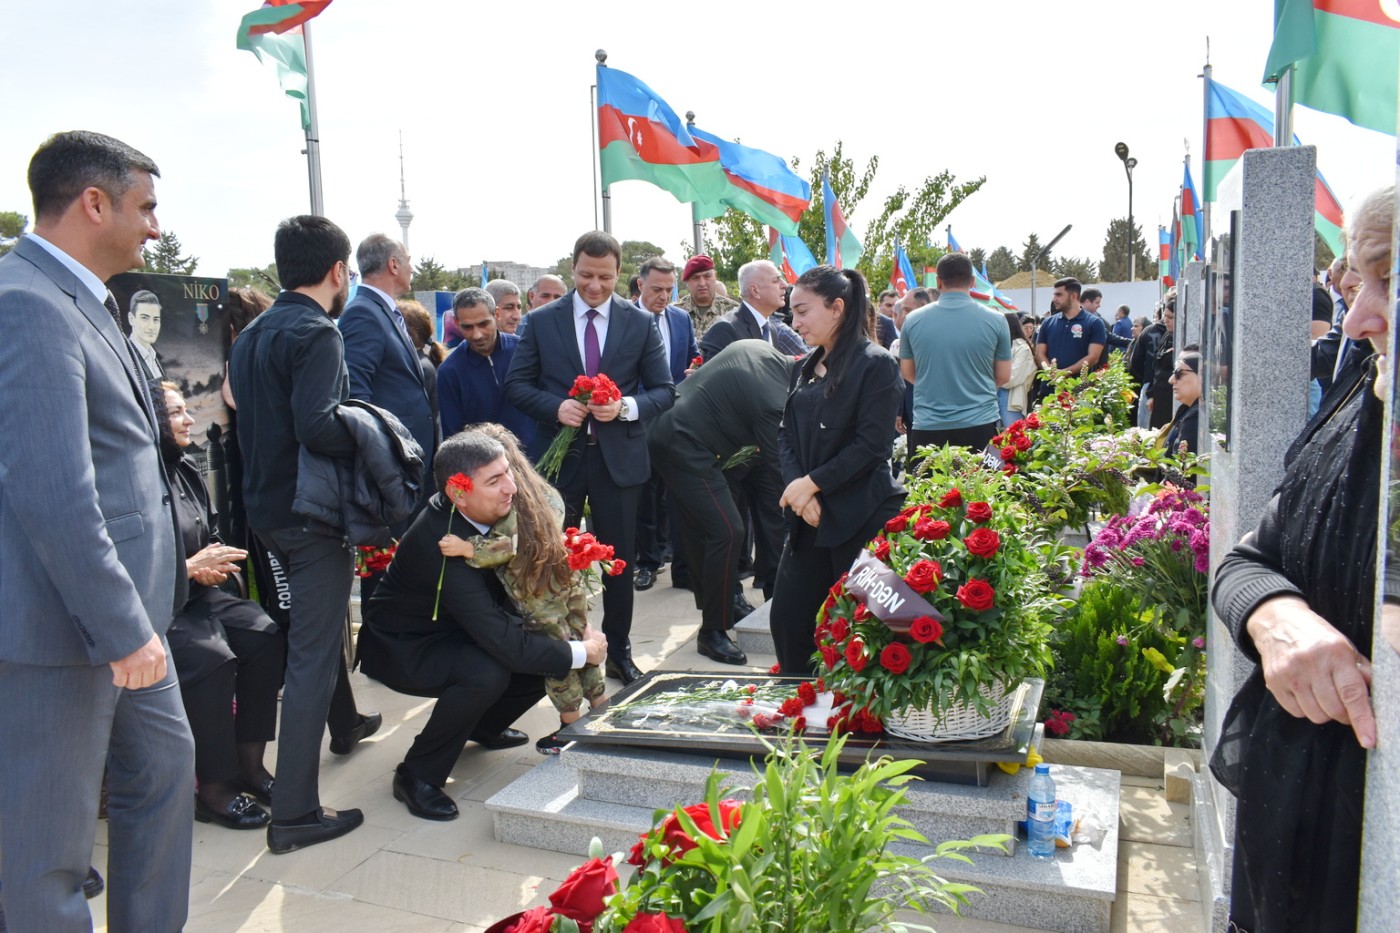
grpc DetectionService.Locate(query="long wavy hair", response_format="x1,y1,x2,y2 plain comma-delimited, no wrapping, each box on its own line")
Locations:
466,422,570,597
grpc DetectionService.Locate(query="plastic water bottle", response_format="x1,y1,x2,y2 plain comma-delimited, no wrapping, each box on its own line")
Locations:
1026,763,1057,859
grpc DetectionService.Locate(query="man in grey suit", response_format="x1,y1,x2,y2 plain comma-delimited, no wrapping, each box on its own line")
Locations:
0,131,194,932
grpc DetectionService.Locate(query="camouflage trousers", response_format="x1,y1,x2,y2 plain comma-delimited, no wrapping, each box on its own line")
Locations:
523,614,606,714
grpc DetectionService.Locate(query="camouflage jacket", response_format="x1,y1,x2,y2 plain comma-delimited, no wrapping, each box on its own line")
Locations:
676,293,740,338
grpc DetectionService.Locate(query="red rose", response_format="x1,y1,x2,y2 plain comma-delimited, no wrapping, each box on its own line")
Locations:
1000,445,1018,462
655,800,742,863
819,645,840,669
852,602,870,623
904,559,942,593
844,639,867,671
1026,414,1042,428
990,433,1004,446
884,514,909,533
871,537,891,561
965,501,993,523
549,856,619,924
1003,463,1018,475
1014,433,1033,451
797,682,817,705
499,906,554,933
938,488,963,508
1058,392,1074,410
880,642,912,674
910,615,944,643
912,518,951,541
623,912,688,932
826,617,849,642
956,578,996,611
1007,418,1026,432
963,527,1002,558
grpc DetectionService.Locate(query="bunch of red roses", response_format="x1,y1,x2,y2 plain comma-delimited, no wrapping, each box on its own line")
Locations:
816,474,1056,723
538,373,624,479
485,851,685,932
988,413,1041,475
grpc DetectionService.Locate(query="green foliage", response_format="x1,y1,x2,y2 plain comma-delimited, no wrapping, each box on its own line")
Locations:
410,256,469,292
619,239,667,293
595,734,1007,932
790,141,879,268
859,170,985,290
1098,217,1156,283
701,210,765,286
1053,255,1099,283
1019,233,1053,274
1041,580,1175,744
1314,230,1335,271
142,230,198,275
226,263,279,296
0,210,27,257
985,246,1018,284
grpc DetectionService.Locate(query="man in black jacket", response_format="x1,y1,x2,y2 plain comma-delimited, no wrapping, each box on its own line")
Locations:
230,215,364,854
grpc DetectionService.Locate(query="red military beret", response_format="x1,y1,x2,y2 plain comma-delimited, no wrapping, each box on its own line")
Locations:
682,255,715,281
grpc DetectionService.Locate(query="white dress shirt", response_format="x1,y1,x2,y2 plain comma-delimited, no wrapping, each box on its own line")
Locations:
570,292,637,420
742,302,773,343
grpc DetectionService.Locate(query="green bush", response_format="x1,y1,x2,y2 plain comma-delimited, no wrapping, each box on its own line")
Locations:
1042,579,1175,745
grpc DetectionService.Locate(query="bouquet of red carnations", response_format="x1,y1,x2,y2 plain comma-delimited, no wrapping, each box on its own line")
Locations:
538,374,623,479
564,526,627,592
354,542,396,578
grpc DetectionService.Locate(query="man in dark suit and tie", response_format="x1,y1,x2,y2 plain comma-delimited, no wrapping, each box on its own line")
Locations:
504,231,675,685
632,256,699,593
0,131,194,932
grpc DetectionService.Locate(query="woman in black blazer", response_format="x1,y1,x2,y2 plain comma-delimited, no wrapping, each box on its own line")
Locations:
769,266,905,674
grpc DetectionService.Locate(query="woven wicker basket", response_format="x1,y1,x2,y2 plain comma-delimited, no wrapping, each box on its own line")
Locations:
884,679,1019,743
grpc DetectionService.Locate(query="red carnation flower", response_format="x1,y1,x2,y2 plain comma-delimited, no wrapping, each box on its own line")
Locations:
910,615,944,643
446,472,474,494
937,488,963,508
956,578,996,611
880,642,912,675
963,527,1002,558
769,662,781,674
791,716,807,733
778,697,806,717
965,501,993,523
797,682,817,705
904,559,942,594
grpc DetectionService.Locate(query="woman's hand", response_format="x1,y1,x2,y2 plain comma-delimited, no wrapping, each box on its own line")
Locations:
1246,595,1376,748
187,544,247,586
779,475,821,517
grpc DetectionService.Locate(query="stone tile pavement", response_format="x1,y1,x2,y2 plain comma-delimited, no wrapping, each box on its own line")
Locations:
82,574,1206,932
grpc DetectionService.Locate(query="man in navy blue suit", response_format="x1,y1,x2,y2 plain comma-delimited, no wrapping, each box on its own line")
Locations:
504,232,675,685
340,234,437,495
632,256,698,593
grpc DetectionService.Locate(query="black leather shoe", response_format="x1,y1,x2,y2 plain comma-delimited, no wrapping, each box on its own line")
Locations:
243,775,274,806
83,866,104,900
472,727,529,750
196,794,271,830
605,657,645,685
732,593,756,620
634,567,657,591
697,630,748,665
392,765,458,821
329,712,382,755
267,806,364,854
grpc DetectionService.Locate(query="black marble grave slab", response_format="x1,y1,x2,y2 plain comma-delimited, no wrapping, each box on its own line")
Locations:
559,672,1044,786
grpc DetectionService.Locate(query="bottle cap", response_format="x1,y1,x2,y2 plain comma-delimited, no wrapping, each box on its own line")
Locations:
1034,763,1050,774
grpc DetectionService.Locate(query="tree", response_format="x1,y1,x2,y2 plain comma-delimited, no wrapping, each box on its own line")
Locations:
1052,256,1099,282
0,210,27,258
1097,218,1155,283
619,239,667,293
227,264,279,296
968,247,987,268
1019,234,1052,275
702,210,766,287
411,256,468,292
1314,231,1335,271
985,246,1018,284
142,231,198,275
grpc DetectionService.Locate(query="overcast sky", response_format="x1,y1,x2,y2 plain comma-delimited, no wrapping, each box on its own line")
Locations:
2,0,1393,277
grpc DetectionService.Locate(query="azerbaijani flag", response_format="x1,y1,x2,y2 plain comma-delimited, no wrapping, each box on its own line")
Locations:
236,0,332,130
890,241,917,296
923,266,937,288
822,169,862,269
1181,164,1203,262
947,228,963,253
1264,0,1399,135
1204,77,1348,256
768,227,818,284
688,126,810,234
596,65,809,234
1169,199,1182,286
1158,227,1174,287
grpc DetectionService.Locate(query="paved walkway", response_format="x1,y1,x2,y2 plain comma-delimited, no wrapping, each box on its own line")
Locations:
85,575,1206,932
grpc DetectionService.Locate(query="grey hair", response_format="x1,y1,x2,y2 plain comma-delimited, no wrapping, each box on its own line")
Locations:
737,259,776,297
433,431,506,491
485,279,521,305
356,233,405,278
1347,184,1395,273
532,273,566,292
453,286,495,314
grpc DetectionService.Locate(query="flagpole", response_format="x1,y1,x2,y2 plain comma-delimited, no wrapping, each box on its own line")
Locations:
686,112,703,255
301,21,325,216
1274,65,1294,146
1200,54,1212,246
596,49,611,234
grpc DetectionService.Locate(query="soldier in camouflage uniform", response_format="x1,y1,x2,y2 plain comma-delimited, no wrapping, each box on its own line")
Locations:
439,500,605,719
677,254,740,338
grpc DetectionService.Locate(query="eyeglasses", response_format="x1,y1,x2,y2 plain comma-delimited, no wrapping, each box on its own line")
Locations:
1171,366,1196,378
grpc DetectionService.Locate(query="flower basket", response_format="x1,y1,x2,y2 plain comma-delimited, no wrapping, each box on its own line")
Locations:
884,677,1018,743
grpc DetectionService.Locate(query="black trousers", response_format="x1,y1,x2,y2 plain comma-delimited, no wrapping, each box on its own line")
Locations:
655,449,744,634
178,625,285,785
907,422,999,472
634,473,671,571
769,505,900,675
735,463,784,599
558,444,641,661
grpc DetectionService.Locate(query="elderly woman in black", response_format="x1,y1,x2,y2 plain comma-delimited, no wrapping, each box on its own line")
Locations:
158,383,285,829
1210,186,1391,932
768,266,905,674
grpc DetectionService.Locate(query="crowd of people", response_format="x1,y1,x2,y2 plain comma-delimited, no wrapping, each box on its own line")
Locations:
0,128,1391,933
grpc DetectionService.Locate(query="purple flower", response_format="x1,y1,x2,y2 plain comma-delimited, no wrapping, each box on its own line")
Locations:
1116,635,1130,647
1082,544,1111,574
1131,556,1146,566
1170,539,1185,552
1183,508,1205,525
1194,552,1210,573
1094,527,1124,550
1192,636,1206,649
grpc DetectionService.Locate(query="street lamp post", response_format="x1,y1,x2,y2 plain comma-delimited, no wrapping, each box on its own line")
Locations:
1030,224,1073,320
1114,142,1137,282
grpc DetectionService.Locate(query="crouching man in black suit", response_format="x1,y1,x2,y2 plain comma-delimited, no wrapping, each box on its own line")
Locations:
357,430,608,820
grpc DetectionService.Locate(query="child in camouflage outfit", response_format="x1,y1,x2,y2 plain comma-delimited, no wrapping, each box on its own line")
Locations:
439,492,605,754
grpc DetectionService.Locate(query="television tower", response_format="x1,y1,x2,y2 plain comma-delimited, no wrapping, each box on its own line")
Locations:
395,131,414,252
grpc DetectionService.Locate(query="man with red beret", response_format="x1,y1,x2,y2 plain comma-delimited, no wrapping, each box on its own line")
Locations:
676,254,739,338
